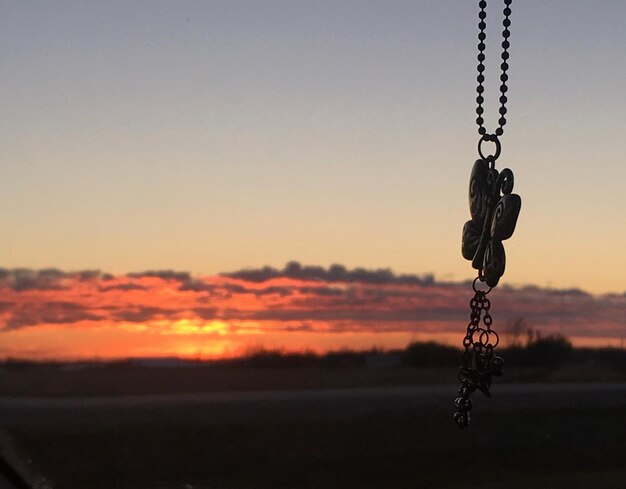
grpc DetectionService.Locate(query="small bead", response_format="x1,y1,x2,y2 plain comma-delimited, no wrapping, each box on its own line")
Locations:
478,42,486,51
495,127,503,136
502,40,510,49
479,127,486,135
499,117,507,125
501,51,509,60
476,96,484,104
478,32,486,41
504,0,512,5
476,117,484,125
503,18,511,27
476,107,484,115
503,29,510,39
479,0,487,8
478,22,486,30
476,85,484,93
504,7,512,16
501,62,509,71
499,107,507,115
499,95,507,103
500,84,508,93
478,64,485,72
478,53,485,62
477,74,485,83
479,11,486,19
500,73,508,82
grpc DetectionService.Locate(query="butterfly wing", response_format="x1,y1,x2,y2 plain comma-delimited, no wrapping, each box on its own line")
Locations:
463,160,490,265
462,220,481,261
483,239,505,288
491,193,521,241
468,159,489,222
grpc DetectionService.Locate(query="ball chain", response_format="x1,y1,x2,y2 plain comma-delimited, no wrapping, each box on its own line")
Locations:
475,0,512,137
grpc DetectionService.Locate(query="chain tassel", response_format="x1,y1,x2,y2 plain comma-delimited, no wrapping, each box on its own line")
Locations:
453,279,503,428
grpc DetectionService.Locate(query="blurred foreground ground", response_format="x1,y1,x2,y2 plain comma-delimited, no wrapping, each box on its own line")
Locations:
0,361,625,398
0,365,624,489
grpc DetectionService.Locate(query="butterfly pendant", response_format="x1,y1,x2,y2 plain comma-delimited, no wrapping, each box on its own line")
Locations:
462,159,521,287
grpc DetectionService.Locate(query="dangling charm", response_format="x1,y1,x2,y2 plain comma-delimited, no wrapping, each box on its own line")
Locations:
454,137,520,429
453,277,505,428
454,0,521,428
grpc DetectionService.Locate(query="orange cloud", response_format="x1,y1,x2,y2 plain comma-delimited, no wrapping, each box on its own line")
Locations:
0,263,624,360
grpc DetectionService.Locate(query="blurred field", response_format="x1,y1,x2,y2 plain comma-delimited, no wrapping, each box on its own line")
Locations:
0,347,625,489
0,379,625,489
0,361,625,398
0,364,456,398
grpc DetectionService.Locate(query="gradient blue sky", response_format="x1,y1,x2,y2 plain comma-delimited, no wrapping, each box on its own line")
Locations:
1,1,625,294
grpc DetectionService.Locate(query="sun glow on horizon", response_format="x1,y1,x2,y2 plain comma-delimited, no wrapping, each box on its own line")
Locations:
160,319,230,336
0,266,624,361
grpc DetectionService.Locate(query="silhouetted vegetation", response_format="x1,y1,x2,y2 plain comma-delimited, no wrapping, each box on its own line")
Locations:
572,346,626,368
231,348,320,369
503,334,573,367
1,334,625,373
0,335,624,398
225,348,368,369
401,341,459,367
208,335,625,374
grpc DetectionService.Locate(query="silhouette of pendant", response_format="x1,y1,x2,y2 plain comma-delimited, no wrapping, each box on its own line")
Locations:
454,143,521,428
458,0,517,428
461,158,521,287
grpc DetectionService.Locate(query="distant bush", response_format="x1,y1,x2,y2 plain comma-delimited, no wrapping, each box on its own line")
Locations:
321,350,368,368
504,334,573,367
401,341,460,367
236,348,319,369
5,334,624,372
571,347,626,371
224,348,369,369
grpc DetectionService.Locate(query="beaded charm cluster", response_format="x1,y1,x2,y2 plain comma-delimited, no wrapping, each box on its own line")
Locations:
453,279,504,428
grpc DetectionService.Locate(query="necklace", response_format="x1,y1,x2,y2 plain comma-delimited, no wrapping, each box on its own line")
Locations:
453,0,521,428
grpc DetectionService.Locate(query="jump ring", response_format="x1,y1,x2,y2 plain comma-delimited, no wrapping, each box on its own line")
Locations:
472,276,492,294
478,133,501,162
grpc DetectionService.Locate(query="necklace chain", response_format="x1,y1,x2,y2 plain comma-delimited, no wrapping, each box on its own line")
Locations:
475,0,512,137
456,0,520,428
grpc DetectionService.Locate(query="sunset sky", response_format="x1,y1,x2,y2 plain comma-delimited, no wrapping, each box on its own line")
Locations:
1,264,625,360
1,2,625,359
